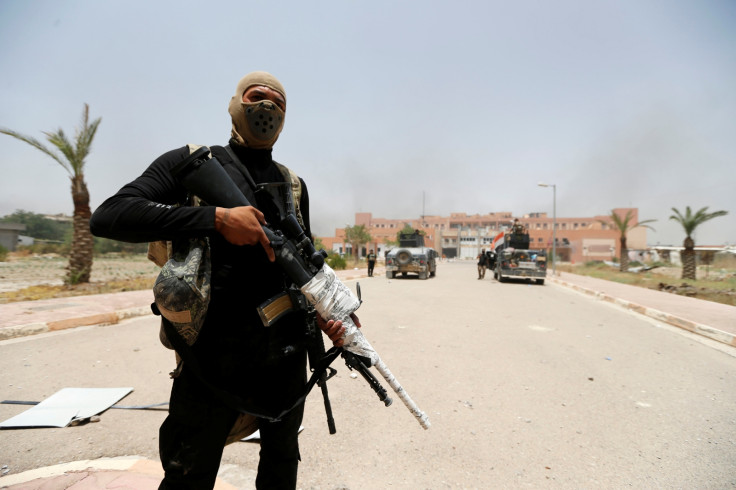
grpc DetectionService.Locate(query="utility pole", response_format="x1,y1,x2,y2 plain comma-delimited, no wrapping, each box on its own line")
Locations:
422,191,425,221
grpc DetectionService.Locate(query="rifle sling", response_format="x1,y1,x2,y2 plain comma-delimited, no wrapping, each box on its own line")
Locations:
161,317,340,423
224,145,258,191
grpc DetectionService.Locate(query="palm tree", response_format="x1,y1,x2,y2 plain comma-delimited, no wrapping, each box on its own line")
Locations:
669,206,728,280
344,224,372,264
599,210,656,272
1,104,101,284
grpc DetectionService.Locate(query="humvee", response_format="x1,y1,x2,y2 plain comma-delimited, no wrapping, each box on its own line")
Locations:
385,230,438,280
493,228,547,285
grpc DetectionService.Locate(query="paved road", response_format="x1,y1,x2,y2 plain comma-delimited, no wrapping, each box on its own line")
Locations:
1,261,735,488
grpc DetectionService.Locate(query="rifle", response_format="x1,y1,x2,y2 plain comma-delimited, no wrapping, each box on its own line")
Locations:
171,147,430,430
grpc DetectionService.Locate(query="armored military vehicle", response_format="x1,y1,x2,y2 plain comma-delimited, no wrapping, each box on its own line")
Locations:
385,230,438,280
493,225,547,285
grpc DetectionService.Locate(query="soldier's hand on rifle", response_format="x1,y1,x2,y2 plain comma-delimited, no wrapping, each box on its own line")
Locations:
317,313,361,347
215,206,275,262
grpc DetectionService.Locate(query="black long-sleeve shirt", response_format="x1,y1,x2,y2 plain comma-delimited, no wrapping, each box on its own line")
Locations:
90,142,311,409
91,143,311,296
90,143,311,243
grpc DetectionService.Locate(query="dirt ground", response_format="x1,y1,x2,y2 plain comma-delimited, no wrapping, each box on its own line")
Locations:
0,254,159,293
650,265,731,280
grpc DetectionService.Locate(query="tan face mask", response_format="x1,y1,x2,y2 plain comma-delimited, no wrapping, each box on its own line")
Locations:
228,71,286,149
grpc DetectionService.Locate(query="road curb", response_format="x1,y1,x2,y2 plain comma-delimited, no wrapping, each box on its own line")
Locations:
0,456,151,487
0,306,153,341
0,456,237,489
0,270,377,342
549,276,736,348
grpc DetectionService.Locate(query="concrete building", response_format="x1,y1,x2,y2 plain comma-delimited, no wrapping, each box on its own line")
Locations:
319,208,649,264
0,223,27,251
648,245,733,266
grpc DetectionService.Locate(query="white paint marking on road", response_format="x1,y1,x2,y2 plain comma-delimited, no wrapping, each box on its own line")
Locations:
529,325,553,332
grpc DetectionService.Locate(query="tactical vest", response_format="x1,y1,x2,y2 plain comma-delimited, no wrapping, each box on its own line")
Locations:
147,144,307,444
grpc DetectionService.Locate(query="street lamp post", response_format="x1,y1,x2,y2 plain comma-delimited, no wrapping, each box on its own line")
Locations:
538,182,556,276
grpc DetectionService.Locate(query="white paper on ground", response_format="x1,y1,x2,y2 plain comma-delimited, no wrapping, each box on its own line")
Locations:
0,387,133,428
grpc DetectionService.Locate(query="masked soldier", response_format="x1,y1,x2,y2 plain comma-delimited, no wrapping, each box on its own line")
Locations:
91,71,352,489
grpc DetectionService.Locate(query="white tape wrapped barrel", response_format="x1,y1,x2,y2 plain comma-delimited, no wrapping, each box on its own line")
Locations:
301,264,430,429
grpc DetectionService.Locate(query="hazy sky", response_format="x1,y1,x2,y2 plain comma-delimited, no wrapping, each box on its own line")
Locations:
1,0,734,246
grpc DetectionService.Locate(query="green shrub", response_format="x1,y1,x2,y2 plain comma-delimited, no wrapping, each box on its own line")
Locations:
584,260,607,267
17,242,71,255
0,244,8,262
94,237,148,255
326,253,347,270
0,210,71,242
65,266,90,285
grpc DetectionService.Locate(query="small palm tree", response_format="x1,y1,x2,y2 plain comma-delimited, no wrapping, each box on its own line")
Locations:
1,104,101,284
599,210,656,272
344,224,372,264
669,206,728,280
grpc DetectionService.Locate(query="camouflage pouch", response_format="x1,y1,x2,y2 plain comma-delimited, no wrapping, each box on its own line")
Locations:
152,236,211,348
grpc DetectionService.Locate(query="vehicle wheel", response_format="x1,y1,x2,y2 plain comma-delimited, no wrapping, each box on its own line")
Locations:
401,272,408,277
498,274,506,283
396,250,412,266
493,271,498,279
386,271,394,279
536,279,545,285
430,269,436,277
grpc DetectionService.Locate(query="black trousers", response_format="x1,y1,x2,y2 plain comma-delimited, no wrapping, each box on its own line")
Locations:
368,260,375,276
158,351,307,490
